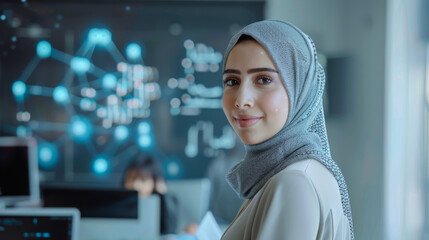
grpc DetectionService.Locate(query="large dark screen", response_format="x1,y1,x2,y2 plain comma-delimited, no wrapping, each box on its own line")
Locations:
0,146,30,197
42,187,138,218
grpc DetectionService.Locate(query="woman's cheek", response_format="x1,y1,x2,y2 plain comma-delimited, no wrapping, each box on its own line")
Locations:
262,89,289,127
222,94,234,121
265,91,286,113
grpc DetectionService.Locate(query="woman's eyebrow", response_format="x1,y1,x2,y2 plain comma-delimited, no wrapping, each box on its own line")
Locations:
247,68,279,74
223,69,240,74
223,68,278,75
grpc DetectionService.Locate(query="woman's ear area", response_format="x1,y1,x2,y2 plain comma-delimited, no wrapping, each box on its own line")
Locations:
282,81,291,127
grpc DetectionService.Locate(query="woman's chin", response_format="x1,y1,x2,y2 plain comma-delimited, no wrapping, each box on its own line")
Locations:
238,134,263,145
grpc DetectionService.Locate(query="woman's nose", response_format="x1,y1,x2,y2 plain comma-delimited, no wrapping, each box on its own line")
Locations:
235,84,254,109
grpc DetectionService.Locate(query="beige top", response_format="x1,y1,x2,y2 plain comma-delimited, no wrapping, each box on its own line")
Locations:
221,159,350,240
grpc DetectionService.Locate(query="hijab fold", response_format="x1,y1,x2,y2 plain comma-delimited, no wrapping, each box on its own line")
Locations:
223,20,354,240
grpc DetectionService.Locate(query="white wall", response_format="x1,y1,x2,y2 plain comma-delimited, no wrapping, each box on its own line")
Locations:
265,0,386,239
265,0,346,55
384,0,427,239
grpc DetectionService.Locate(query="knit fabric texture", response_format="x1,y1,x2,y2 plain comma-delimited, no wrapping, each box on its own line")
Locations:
223,20,354,240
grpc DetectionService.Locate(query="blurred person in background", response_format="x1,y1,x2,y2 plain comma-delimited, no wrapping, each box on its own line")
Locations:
123,155,179,235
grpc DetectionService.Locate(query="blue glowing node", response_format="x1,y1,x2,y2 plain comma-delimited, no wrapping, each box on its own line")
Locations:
38,143,58,168
214,52,223,62
0,15,6,21
167,162,180,177
126,43,141,60
12,81,26,97
73,121,86,136
170,108,180,116
102,74,117,89
138,121,151,134
114,125,129,141
40,148,52,162
53,86,70,104
68,116,92,142
71,57,91,74
88,29,98,43
185,145,197,158
36,41,52,58
16,126,28,137
88,28,112,46
92,156,109,174
163,157,183,179
80,98,92,110
138,135,152,149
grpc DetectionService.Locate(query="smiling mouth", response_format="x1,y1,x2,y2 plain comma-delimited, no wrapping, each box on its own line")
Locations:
234,116,262,128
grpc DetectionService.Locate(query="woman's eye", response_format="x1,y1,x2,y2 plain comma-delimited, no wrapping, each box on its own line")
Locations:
223,78,239,86
257,76,272,85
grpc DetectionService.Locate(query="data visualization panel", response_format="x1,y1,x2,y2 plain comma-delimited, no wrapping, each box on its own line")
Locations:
0,1,263,182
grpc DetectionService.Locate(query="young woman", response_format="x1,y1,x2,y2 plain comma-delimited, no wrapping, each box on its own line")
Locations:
221,20,354,239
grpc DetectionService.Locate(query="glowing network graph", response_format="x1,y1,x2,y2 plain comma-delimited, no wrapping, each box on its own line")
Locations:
168,39,224,116
168,40,236,158
9,28,236,177
185,121,235,158
11,27,161,175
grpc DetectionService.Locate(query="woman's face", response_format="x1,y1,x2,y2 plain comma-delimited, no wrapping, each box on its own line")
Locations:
124,169,154,197
222,40,289,145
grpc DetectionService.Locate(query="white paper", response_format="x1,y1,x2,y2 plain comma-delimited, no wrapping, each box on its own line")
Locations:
195,211,222,240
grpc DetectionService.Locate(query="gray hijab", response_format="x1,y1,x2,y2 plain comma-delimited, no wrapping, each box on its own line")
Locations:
223,20,354,239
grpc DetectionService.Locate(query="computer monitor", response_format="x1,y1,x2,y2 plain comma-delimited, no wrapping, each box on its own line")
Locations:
0,137,39,206
78,196,160,240
0,207,80,240
41,186,160,240
42,186,139,218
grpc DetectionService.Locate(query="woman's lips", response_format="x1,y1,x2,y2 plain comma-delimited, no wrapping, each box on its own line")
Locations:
234,115,262,128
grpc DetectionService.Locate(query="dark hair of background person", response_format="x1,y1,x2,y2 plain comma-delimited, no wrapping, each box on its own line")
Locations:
122,155,178,235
